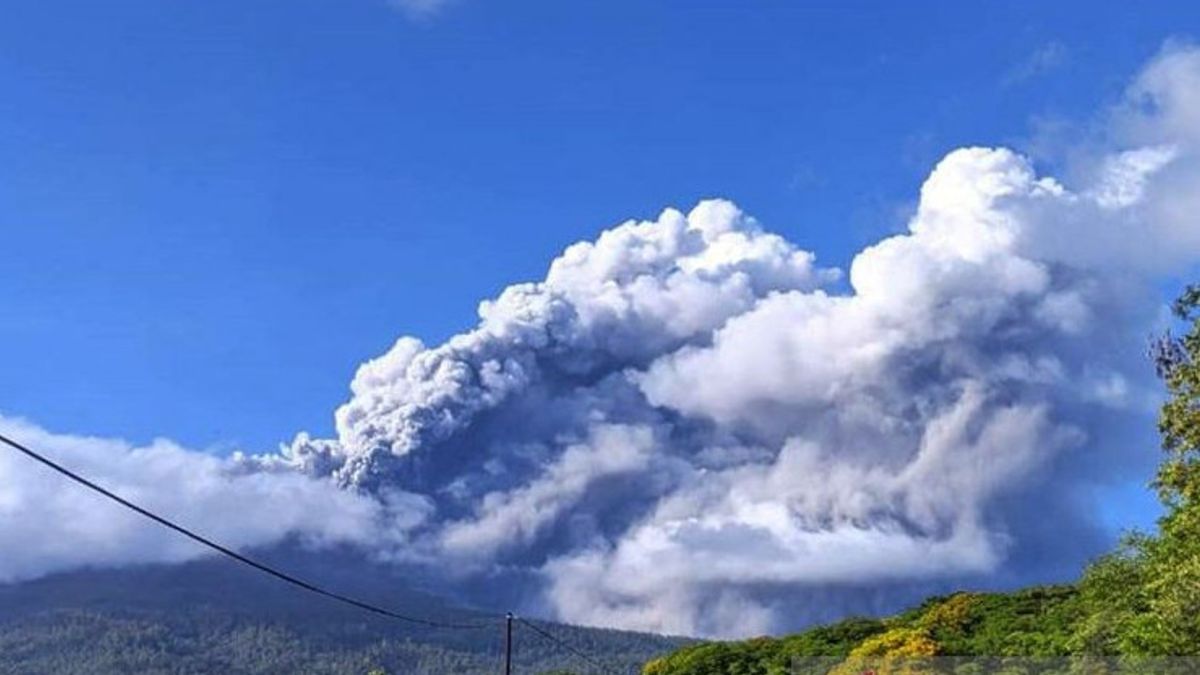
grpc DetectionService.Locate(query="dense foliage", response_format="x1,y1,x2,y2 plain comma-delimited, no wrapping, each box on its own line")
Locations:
0,552,684,675
1075,285,1200,656
643,286,1200,674
0,608,675,675
643,587,1081,674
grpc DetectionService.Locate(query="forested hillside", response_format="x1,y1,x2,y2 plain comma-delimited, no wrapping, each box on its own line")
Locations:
0,551,684,675
643,586,1082,674
643,285,1200,674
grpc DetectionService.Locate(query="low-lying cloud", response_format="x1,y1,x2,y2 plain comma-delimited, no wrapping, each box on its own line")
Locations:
0,416,390,583
3,43,1199,638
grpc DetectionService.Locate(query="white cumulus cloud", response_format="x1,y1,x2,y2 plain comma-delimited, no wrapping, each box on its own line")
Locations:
4,43,1200,639
0,416,391,583
257,43,1199,637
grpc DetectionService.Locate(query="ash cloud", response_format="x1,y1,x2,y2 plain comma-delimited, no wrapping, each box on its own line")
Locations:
3,44,1200,638
258,44,1200,637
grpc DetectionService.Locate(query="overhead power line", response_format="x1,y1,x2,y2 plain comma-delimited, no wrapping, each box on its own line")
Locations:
0,430,642,671
517,616,624,675
0,431,492,631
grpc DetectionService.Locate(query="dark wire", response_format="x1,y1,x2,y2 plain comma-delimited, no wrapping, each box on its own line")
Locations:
0,428,646,668
0,431,493,631
517,616,624,675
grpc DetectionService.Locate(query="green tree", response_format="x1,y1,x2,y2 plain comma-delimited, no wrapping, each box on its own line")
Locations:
1074,284,1200,656
1144,284,1200,654
1154,284,1200,511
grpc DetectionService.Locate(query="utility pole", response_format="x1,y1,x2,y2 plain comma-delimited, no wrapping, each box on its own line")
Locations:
504,612,513,675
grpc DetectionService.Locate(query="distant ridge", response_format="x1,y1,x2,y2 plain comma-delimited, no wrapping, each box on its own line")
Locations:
0,549,686,675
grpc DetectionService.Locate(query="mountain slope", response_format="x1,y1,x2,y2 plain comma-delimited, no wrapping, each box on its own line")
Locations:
0,550,685,675
641,586,1082,674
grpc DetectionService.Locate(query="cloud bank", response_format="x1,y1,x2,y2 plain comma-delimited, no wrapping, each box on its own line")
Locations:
0,416,391,583
3,44,1200,638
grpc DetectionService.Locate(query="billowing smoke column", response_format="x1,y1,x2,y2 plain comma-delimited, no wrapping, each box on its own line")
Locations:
3,43,1200,639
242,45,1200,636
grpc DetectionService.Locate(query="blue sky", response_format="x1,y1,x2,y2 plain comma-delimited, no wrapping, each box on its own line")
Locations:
1,0,1196,460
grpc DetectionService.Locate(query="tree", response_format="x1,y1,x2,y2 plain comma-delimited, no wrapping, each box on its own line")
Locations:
1144,284,1200,654
1153,284,1200,510
1075,284,1200,656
